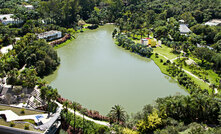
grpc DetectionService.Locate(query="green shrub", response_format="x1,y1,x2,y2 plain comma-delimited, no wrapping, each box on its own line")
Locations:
24,124,29,130
10,121,15,127
160,59,163,63
166,60,170,63
20,109,25,114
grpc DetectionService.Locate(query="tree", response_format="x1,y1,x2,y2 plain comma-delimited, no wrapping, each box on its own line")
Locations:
154,26,168,40
108,105,126,124
71,101,80,134
136,109,162,133
212,40,221,53
194,47,214,64
214,32,221,43
40,86,58,117
63,100,69,117
80,108,88,134
212,53,221,71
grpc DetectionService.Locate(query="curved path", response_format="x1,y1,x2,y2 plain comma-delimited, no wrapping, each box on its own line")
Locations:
157,53,218,94
55,102,110,127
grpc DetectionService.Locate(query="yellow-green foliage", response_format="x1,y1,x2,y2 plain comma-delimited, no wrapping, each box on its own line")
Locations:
122,128,138,134
147,110,162,129
136,110,162,133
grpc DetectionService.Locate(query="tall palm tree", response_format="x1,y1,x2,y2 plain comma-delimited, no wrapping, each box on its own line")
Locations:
109,105,126,124
71,101,80,134
63,100,69,117
80,108,87,134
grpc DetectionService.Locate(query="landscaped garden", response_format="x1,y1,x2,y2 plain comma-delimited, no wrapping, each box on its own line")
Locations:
0,105,45,133
0,105,45,116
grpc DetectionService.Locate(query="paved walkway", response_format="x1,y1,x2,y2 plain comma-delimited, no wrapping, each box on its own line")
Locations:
55,102,110,127
0,110,48,123
157,53,218,94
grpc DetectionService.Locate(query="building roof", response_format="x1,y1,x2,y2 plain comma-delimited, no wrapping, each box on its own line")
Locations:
24,5,34,9
0,14,14,21
179,20,185,23
37,30,61,39
179,24,191,34
205,19,221,26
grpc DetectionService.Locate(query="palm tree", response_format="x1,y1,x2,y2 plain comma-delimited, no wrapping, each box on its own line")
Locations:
80,108,87,134
63,100,69,112
108,105,126,124
71,101,80,134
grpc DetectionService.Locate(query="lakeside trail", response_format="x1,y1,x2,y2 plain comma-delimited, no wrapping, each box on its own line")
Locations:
157,53,218,94
55,102,110,127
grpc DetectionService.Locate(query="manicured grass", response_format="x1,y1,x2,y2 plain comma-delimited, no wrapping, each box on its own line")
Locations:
153,45,180,59
0,119,43,133
83,23,92,27
54,26,90,49
0,105,44,116
151,53,211,92
174,57,220,86
186,73,211,92
150,54,169,76
54,38,75,49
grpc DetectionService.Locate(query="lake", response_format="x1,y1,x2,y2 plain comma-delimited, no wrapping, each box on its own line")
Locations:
44,24,187,115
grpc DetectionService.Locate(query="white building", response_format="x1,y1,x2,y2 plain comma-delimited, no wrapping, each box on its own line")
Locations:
0,14,23,25
179,24,191,34
205,19,221,26
23,5,34,10
37,30,62,41
178,20,191,34
141,38,148,45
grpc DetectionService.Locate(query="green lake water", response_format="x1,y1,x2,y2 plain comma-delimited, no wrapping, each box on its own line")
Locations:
44,24,187,115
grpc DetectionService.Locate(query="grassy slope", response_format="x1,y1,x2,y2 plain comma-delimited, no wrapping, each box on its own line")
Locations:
151,45,214,92
0,105,44,132
54,24,91,49
0,105,44,116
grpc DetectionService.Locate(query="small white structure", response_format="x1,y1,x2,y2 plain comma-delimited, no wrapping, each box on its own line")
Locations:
179,20,185,23
141,38,148,45
37,30,62,41
157,40,162,46
0,14,23,25
178,20,191,34
0,45,13,54
205,19,221,26
179,24,191,34
23,5,34,10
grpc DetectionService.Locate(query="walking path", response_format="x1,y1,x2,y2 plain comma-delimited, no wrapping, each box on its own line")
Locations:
157,53,218,94
55,102,110,127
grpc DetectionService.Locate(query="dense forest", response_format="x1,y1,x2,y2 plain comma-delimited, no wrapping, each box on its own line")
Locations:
0,0,221,133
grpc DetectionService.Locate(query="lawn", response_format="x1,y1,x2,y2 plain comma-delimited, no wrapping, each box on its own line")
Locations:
150,54,170,76
153,45,180,59
54,38,75,49
174,57,220,87
0,118,43,133
0,105,45,132
186,73,211,92
54,25,91,49
0,105,44,116
151,53,212,93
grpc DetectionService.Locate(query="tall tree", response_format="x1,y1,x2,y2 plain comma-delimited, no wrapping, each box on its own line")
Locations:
108,104,126,124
